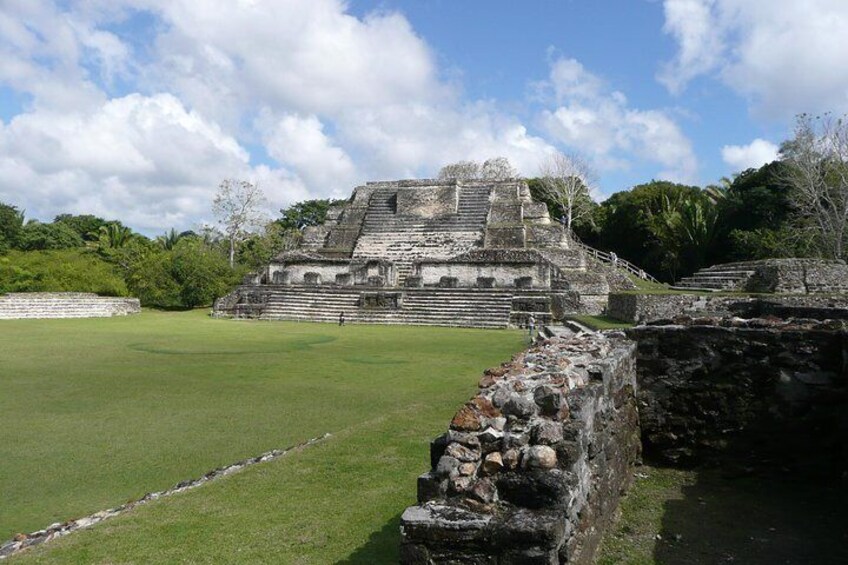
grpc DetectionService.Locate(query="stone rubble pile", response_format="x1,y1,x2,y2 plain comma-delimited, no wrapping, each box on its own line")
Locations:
401,331,640,563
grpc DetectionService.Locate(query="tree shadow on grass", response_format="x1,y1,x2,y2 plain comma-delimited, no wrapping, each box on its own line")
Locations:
654,467,848,564
336,513,402,564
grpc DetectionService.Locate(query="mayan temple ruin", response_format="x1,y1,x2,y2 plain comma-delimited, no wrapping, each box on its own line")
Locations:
214,178,636,326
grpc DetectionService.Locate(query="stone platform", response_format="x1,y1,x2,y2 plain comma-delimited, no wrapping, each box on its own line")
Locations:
0,293,140,319
675,258,848,293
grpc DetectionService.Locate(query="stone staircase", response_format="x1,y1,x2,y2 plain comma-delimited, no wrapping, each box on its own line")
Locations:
258,285,550,329
674,264,757,291
0,293,140,319
353,185,492,285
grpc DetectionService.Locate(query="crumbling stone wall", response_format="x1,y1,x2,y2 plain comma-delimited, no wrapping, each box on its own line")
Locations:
607,292,848,324
400,332,641,564
745,258,848,293
627,318,848,474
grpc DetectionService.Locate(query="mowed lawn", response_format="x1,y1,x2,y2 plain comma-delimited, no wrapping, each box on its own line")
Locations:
0,310,524,563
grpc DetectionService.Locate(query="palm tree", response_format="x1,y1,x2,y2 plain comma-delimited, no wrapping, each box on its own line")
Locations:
97,223,134,249
156,228,182,250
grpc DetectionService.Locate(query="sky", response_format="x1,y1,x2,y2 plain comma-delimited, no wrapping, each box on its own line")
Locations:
1,0,847,235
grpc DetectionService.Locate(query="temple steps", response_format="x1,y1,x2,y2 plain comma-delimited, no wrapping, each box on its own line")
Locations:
257,286,549,328
353,186,492,269
674,267,756,291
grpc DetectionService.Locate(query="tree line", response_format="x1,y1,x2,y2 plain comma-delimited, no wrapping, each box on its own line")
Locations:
0,185,344,308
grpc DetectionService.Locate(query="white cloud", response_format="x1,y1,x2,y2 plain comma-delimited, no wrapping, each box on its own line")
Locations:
336,101,558,180
0,94,307,232
660,0,848,116
657,0,724,95
721,138,779,171
540,57,698,183
260,112,358,195
140,0,450,125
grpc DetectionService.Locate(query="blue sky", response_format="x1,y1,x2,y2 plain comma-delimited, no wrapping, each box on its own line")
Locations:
1,0,846,234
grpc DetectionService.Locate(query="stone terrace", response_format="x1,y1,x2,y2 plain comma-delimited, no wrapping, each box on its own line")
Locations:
0,293,140,320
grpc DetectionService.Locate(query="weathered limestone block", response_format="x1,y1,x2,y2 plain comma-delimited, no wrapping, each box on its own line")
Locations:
397,185,458,218
300,225,329,249
523,202,550,223
489,203,523,224
401,332,641,563
491,183,520,202
485,226,526,249
526,225,566,248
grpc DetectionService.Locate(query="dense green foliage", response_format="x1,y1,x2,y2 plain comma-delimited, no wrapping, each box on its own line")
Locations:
53,214,110,241
0,311,524,561
276,198,347,230
17,221,85,251
0,203,24,253
559,164,805,281
0,197,351,307
0,250,128,296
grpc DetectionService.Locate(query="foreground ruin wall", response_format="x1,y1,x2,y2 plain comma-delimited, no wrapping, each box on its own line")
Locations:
0,293,140,319
607,292,848,324
400,332,641,564
628,318,848,474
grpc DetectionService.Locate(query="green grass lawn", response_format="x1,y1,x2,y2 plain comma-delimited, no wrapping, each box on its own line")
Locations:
0,310,524,563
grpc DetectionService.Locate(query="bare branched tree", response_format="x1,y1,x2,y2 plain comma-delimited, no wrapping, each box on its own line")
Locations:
437,157,517,181
480,157,518,180
437,160,480,180
212,179,267,268
780,113,848,260
537,152,596,230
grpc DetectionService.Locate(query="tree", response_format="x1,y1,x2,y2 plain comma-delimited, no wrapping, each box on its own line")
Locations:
277,199,346,231
647,192,720,280
96,223,135,250
437,160,480,180
212,179,267,268
536,152,596,230
156,228,184,251
53,214,109,241
239,221,303,269
170,238,238,308
779,113,848,260
480,157,517,180
436,157,517,181
595,180,703,281
17,221,84,251
0,202,25,252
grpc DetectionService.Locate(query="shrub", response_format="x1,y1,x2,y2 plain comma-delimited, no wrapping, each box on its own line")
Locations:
0,250,129,296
